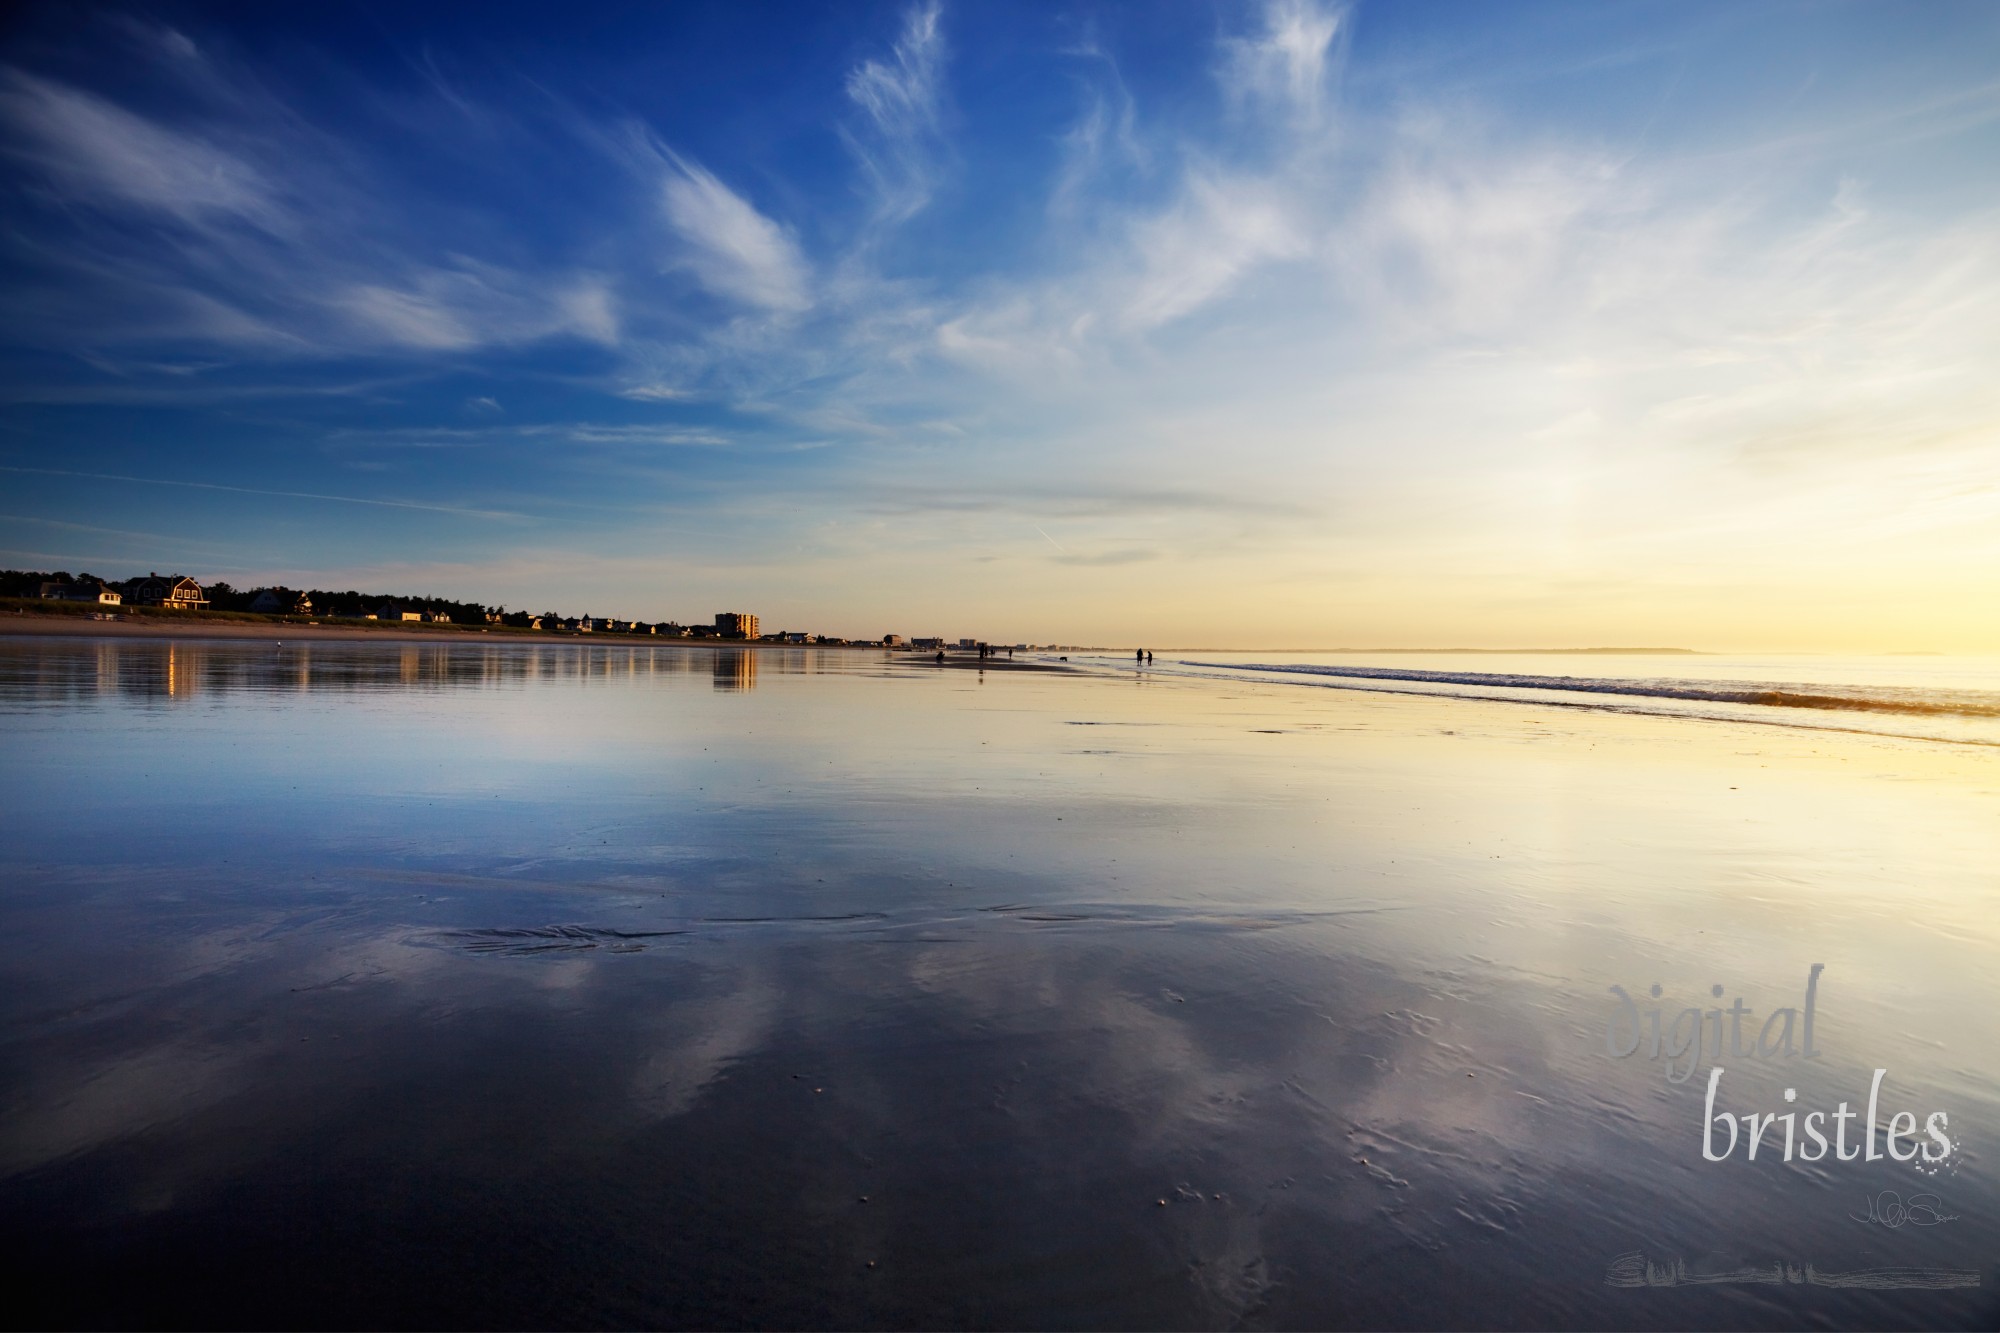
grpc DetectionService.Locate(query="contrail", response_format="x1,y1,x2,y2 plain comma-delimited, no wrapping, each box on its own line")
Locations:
1035,524,1067,553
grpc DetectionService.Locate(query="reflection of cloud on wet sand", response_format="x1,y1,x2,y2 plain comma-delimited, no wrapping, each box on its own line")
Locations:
628,972,781,1119
0,890,455,1185
0,1039,247,1178
11,885,1990,1326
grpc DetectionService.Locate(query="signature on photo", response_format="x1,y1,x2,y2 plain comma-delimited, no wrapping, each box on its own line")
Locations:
1853,1191,1958,1228
1605,1251,1980,1291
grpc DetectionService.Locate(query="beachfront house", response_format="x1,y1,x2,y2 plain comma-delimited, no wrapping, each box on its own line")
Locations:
125,574,208,610
248,589,311,615
39,581,122,606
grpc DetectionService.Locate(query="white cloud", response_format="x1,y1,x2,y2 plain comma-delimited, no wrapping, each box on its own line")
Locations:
1122,172,1309,328
0,57,623,361
1333,127,1621,337
0,68,286,232
1047,64,1146,221
843,1,947,224
336,283,477,350
558,280,620,344
1219,0,1345,130
658,155,811,311
334,265,623,352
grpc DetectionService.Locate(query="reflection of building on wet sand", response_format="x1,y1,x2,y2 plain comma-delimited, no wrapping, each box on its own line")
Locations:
2,639,819,702
712,650,756,691
111,641,202,700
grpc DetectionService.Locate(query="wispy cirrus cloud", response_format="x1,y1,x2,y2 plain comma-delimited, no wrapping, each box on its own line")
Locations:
1120,170,1307,329
655,150,811,312
0,37,617,361
332,266,618,352
0,67,287,232
1218,0,1347,131
842,1,948,225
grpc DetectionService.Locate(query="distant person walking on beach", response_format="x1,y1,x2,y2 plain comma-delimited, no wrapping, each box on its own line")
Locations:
1136,649,1144,665
935,650,945,664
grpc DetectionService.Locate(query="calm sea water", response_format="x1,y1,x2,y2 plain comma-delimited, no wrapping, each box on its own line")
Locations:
3,636,1997,1329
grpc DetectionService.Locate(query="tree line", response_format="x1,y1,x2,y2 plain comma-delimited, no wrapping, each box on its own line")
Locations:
0,568,615,630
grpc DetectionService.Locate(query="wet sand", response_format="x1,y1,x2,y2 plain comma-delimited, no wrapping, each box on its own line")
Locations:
1,638,1994,1329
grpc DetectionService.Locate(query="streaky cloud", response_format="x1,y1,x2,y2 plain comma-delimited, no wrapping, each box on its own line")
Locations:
0,466,526,520
842,1,948,225
1219,0,1346,131
1052,548,1157,566
656,149,812,312
0,67,286,232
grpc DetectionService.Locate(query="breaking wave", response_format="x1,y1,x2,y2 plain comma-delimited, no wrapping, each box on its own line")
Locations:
1179,662,2000,723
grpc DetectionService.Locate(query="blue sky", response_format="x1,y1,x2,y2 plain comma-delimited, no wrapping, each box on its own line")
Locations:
3,1,1998,646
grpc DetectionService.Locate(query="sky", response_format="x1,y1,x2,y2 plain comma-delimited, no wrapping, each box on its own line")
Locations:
2,0,1997,649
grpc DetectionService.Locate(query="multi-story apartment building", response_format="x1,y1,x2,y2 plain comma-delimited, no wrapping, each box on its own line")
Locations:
714,611,759,639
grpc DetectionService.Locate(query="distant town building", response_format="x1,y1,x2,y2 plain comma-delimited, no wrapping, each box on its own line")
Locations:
882,634,904,647
125,573,207,610
958,638,977,650
715,611,759,639
911,637,944,650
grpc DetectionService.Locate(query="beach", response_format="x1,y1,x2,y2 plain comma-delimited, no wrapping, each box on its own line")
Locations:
2,634,1996,1328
